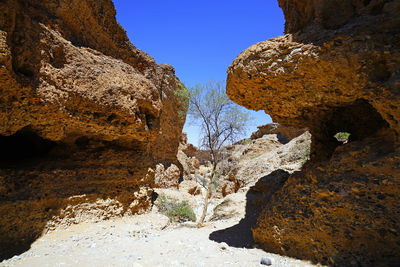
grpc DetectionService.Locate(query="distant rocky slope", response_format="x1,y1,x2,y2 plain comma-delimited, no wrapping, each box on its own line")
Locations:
0,0,185,260
176,124,310,198
227,0,400,266
216,125,310,197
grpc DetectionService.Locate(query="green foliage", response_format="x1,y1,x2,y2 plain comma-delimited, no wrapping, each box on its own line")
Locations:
197,174,208,188
210,172,220,195
156,193,196,223
174,82,190,121
334,132,351,142
196,172,220,196
241,138,251,145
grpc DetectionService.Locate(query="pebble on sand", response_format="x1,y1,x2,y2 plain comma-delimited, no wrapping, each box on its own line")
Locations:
261,257,272,265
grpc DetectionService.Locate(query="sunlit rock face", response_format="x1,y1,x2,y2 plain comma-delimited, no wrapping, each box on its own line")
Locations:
227,0,400,266
0,0,185,260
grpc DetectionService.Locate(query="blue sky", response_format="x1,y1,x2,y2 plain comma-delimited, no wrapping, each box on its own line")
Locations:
113,0,285,145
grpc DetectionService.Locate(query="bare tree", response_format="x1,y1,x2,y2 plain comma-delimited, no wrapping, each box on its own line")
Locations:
187,80,252,227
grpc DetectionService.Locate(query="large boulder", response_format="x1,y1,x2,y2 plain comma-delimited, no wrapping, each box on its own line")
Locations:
227,0,400,266
0,0,186,260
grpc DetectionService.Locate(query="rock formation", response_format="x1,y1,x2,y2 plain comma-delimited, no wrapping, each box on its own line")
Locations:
216,128,310,196
177,125,310,199
154,163,181,188
0,0,186,260
250,123,307,143
177,133,202,181
227,0,400,266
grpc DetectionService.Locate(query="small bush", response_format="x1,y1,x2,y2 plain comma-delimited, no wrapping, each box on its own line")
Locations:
210,172,220,195
302,143,311,163
174,82,189,121
334,132,351,143
156,194,196,222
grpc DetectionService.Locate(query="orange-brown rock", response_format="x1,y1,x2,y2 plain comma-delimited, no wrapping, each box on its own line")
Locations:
178,180,201,195
250,123,307,143
227,1,400,159
0,0,186,260
252,134,400,266
227,0,400,266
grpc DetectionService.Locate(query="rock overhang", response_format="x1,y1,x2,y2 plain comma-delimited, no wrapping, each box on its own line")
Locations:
225,0,400,265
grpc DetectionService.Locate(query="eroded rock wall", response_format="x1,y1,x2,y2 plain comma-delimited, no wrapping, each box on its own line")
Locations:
227,0,400,266
228,1,400,159
250,123,307,143
0,0,185,260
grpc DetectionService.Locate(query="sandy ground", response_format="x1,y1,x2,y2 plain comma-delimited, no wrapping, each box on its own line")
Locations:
1,210,323,267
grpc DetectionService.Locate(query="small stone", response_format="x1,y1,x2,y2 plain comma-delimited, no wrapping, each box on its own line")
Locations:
87,242,96,248
260,257,272,265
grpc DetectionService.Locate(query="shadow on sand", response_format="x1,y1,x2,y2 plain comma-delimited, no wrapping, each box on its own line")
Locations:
209,169,290,248
0,128,160,261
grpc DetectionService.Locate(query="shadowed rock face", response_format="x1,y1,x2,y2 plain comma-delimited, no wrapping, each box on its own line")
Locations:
227,0,400,266
0,0,185,260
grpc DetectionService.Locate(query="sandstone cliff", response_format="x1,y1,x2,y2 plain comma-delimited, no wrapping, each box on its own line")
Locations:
227,0,400,266
0,0,185,260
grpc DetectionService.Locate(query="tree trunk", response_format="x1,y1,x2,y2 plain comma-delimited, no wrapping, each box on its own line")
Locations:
197,163,216,228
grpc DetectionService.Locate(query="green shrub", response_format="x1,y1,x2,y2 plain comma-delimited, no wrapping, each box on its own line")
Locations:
210,172,220,195
156,193,196,222
174,82,189,121
197,173,220,196
334,132,351,143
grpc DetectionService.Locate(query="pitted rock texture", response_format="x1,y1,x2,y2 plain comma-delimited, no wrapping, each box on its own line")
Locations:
0,0,185,260
227,0,400,266
227,1,400,159
250,123,307,144
253,135,400,267
0,0,185,149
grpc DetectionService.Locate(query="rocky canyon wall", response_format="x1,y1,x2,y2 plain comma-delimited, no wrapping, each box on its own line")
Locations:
227,0,400,266
0,0,186,260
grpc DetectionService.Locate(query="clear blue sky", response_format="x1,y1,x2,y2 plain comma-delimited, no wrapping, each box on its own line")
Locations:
113,0,285,145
